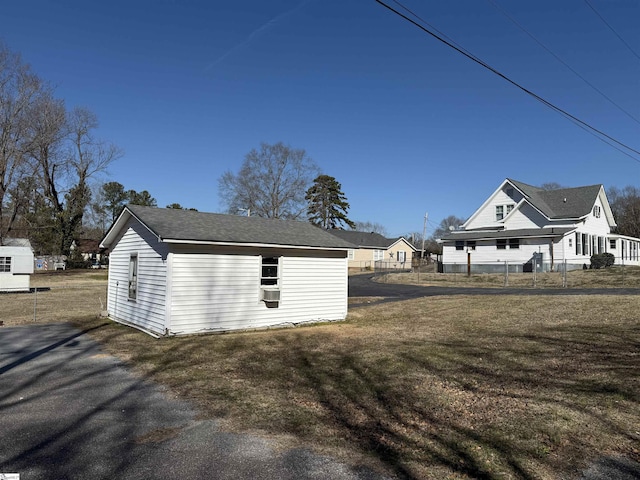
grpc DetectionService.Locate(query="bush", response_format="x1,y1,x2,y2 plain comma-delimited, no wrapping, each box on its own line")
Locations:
590,253,615,269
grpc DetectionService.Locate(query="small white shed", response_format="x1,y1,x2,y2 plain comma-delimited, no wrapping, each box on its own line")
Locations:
100,205,355,336
0,238,35,292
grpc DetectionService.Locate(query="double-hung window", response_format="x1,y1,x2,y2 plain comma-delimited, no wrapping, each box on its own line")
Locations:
455,241,464,251
397,251,406,262
509,238,520,249
261,257,279,286
373,250,384,261
495,205,504,221
128,254,138,300
497,239,506,250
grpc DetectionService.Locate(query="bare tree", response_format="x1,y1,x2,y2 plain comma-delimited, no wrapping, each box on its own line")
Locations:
351,220,388,236
219,142,319,219
26,97,121,255
432,215,467,240
0,43,45,242
608,185,640,238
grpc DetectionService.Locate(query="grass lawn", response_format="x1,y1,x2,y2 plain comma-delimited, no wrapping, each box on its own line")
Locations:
3,271,639,478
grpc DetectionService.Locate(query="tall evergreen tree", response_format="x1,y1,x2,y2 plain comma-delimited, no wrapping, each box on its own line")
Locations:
305,174,355,229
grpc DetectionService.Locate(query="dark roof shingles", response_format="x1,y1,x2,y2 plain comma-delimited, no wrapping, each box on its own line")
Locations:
126,205,354,249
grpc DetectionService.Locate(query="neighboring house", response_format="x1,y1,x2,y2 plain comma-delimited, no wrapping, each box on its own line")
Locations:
99,205,355,336
439,178,640,273
0,238,34,292
71,238,108,264
327,230,417,271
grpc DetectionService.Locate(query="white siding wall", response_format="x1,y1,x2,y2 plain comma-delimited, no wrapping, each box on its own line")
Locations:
504,204,546,230
443,238,551,266
0,246,33,292
168,253,347,335
107,221,168,335
465,186,524,229
0,273,30,292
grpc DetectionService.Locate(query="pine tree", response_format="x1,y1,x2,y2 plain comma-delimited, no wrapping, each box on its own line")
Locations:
305,175,355,229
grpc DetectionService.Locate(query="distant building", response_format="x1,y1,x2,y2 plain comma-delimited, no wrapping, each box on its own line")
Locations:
0,238,34,292
439,178,640,273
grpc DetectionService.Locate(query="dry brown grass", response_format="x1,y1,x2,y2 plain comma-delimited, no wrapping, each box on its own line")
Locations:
2,270,108,325
385,265,640,289
4,271,639,479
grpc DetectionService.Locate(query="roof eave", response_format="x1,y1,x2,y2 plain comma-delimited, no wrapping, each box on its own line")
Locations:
163,238,351,251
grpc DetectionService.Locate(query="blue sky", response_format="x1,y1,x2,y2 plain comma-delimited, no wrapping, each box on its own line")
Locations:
2,0,639,237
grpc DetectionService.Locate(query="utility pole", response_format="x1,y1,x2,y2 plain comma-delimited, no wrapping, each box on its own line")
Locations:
421,212,428,263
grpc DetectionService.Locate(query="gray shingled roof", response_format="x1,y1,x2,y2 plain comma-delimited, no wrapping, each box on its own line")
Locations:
106,205,355,249
1,238,32,248
508,179,602,219
440,227,575,241
327,230,396,248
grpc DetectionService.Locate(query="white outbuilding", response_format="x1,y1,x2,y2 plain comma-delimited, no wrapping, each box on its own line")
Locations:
0,238,35,292
100,205,355,336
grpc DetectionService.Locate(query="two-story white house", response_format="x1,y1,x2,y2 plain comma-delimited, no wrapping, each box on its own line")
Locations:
439,179,640,273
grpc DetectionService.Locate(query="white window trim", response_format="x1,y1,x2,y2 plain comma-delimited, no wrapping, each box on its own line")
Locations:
128,254,138,300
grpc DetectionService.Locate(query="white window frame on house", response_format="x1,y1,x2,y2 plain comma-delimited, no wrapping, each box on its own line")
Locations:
593,206,601,218
506,204,514,215
128,254,138,300
397,251,406,262
495,205,504,221
260,256,280,286
0,256,11,273
373,250,384,261
576,232,582,255
347,249,355,260
610,239,616,250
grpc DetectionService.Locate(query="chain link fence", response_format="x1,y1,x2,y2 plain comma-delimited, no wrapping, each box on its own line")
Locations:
3,272,108,326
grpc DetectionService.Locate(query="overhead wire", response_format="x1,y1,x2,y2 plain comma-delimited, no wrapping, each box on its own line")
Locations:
376,0,640,163
487,0,640,126
583,0,640,63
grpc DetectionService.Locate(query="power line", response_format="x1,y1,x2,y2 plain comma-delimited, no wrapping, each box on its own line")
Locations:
375,0,640,163
487,0,640,126
583,0,640,63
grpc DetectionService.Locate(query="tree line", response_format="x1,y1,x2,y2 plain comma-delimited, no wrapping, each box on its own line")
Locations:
0,42,122,256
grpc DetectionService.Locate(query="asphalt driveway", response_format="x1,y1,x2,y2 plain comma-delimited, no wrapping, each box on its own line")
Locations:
348,273,640,303
0,323,388,480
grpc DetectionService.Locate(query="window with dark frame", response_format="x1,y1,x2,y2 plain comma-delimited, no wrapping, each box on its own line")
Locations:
261,256,279,286
0,256,11,273
455,241,464,251
466,241,476,250
497,239,506,250
610,239,616,249
509,238,520,249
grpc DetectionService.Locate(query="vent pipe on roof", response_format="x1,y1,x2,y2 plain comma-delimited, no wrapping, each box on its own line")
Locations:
563,198,567,203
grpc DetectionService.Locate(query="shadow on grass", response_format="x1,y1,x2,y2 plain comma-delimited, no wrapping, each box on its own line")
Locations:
32,317,638,480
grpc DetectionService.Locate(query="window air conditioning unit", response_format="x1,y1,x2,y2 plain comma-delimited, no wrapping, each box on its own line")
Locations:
261,289,280,302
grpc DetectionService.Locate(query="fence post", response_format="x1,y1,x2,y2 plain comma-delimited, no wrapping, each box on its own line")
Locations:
33,286,37,322
504,261,509,287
